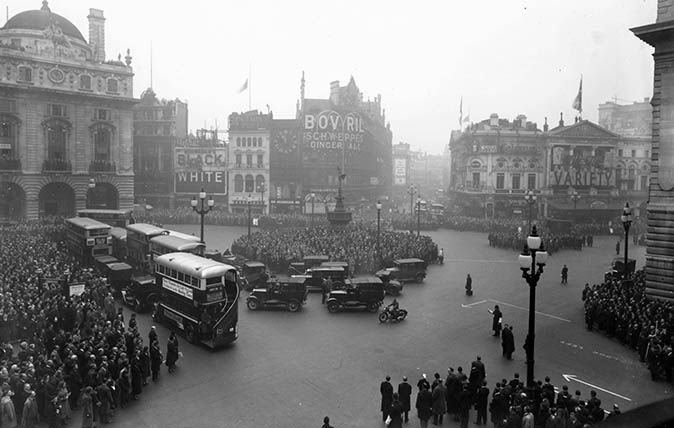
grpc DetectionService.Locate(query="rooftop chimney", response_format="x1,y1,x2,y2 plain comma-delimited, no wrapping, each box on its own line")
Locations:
543,117,549,132
489,113,499,127
329,80,340,105
559,112,564,127
516,114,527,127
88,9,105,62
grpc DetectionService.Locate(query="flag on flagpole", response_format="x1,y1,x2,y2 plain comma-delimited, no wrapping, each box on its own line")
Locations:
459,97,463,128
572,76,583,113
238,78,248,93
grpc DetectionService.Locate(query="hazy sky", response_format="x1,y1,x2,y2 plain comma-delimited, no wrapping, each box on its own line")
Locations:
3,0,657,154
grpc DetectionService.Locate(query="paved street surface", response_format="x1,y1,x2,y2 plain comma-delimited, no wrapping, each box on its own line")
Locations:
109,225,667,428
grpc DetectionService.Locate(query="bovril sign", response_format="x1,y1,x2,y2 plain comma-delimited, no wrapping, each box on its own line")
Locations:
303,110,365,151
174,148,227,195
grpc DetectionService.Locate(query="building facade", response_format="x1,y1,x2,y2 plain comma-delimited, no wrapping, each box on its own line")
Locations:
227,111,271,214
133,88,188,208
0,2,135,219
598,98,652,137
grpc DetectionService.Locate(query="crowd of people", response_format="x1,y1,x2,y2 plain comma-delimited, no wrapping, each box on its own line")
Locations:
379,360,617,428
231,224,439,274
0,223,182,427
487,232,588,254
583,270,674,384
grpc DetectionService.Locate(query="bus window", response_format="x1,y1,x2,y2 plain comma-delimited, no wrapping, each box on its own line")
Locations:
177,272,184,282
206,277,220,286
170,269,176,278
192,277,200,287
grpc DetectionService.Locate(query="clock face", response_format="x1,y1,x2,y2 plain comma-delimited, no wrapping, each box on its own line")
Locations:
274,129,296,154
48,68,65,84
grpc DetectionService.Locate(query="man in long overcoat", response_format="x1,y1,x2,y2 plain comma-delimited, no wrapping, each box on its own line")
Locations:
415,383,433,428
380,375,393,422
431,377,447,425
398,376,412,423
489,305,502,337
502,324,515,360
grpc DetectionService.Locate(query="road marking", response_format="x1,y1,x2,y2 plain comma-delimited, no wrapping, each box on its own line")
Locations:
488,299,572,323
560,340,584,350
562,374,632,402
445,259,515,263
461,300,487,308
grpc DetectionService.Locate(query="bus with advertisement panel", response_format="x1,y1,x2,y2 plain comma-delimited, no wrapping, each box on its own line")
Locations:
152,252,239,348
126,223,168,273
77,209,133,228
149,235,205,271
65,217,112,263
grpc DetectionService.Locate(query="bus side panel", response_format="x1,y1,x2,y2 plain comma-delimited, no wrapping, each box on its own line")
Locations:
212,280,239,346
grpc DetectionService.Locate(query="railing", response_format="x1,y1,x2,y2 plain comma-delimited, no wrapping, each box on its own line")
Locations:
42,159,72,172
89,160,116,173
0,157,21,171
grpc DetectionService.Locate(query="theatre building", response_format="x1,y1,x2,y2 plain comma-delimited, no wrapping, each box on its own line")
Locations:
0,2,136,219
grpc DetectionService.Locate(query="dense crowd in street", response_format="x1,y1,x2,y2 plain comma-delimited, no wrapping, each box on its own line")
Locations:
583,270,674,384
378,359,616,428
0,223,181,428
231,224,438,274
487,232,587,254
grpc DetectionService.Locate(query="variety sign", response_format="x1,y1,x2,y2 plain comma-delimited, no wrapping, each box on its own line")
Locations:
174,147,227,195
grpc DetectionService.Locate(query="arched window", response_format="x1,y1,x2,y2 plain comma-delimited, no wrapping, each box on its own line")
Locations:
80,75,92,90
18,66,32,82
234,174,243,192
92,127,111,162
247,137,251,147
46,123,68,160
245,174,254,192
255,175,265,192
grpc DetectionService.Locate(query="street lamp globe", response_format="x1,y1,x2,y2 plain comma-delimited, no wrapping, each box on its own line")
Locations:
88,178,96,189
527,228,542,250
190,197,198,208
536,247,549,266
621,202,632,226
207,197,215,207
518,248,532,270
376,200,382,210
199,190,206,200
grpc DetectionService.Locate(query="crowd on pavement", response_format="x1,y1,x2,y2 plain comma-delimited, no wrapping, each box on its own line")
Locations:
487,232,588,254
583,270,674,384
378,359,617,428
231,224,439,274
0,222,182,428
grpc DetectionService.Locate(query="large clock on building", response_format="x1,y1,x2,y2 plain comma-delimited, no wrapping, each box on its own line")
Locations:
273,129,297,154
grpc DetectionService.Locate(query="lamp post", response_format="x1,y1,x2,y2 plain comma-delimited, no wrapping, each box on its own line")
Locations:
408,184,416,215
376,200,382,267
570,191,581,215
87,178,96,208
621,202,633,279
247,193,253,242
257,182,267,215
524,190,537,232
310,193,316,228
190,187,214,244
517,225,549,388
416,197,422,237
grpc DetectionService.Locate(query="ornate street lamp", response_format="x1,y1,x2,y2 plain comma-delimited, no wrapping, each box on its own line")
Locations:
87,178,96,208
257,182,267,215
191,188,215,244
621,202,633,279
570,190,581,211
376,200,382,267
408,184,417,215
524,190,537,232
309,193,316,228
416,197,422,237
247,193,253,242
518,225,549,388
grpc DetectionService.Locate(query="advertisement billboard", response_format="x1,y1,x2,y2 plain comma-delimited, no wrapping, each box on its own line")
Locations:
394,158,407,185
174,147,227,195
302,109,366,164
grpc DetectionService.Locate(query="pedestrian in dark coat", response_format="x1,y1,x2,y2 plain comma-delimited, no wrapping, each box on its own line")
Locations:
165,332,180,373
140,346,151,386
397,377,412,422
95,380,113,424
465,274,473,296
21,391,40,428
431,377,447,425
502,324,515,359
388,393,404,428
380,376,393,422
415,383,433,428
616,240,620,256
445,369,461,420
489,305,503,337
78,386,94,428
417,374,430,391
150,341,162,382
148,326,158,345
474,381,489,425
130,356,143,398
458,384,473,428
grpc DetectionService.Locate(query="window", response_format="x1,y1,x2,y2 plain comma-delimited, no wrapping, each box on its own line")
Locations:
247,137,251,147
49,104,67,117
234,174,243,192
0,99,17,113
236,137,241,147
527,174,536,190
631,150,636,158
252,138,257,147
47,124,67,160
106,79,118,93
95,109,110,121
512,174,521,190
0,118,17,158
93,127,111,162
618,149,623,157
246,154,253,167
245,175,254,192
255,175,265,192
641,175,648,190
472,172,480,188
257,154,263,167
235,154,242,166
645,150,650,158
257,137,263,147
496,173,505,189
80,75,92,90
18,66,32,82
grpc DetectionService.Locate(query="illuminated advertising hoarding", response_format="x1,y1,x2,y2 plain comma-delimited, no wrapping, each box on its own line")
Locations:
174,147,227,195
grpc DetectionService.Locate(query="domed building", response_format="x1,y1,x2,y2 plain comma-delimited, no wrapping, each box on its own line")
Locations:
0,1,136,219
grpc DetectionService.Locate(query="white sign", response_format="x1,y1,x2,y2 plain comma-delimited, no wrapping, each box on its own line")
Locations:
394,158,407,185
162,277,193,300
69,283,85,296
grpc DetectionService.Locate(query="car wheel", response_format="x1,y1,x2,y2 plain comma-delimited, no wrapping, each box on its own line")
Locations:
415,273,424,283
378,312,388,323
327,301,339,313
287,300,300,312
185,324,198,344
368,302,379,313
247,299,259,311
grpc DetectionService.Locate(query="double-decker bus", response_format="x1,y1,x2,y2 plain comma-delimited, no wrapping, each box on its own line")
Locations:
77,209,132,228
149,235,205,271
65,217,112,263
430,203,445,221
166,230,201,243
126,223,168,273
110,227,127,260
153,252,239,348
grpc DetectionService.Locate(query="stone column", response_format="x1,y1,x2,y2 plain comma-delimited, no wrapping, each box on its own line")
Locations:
632,3,674,300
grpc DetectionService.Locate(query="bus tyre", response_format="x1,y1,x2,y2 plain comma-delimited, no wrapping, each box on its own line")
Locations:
287,300,300,312
368,302,379,313
327,301,339,313
247,299,259,311
185,324,197,344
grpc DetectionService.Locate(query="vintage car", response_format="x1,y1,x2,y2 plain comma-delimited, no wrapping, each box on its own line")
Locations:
320,261,351,276
121,275,160,312
106,262,133,292
376,258,427,283
370,270,403,296
605,257,636,281
246,277,308,312
293,266,348,292
240,261,270,291
287,255,330,276
326,277,385,313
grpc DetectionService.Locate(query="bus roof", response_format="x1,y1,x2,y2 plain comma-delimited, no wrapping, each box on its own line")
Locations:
78,209,131,216
126,223,168,237
150,235,205,252
166,230,201,243
110,227,127,240
65,217,111,230
155,252,236,279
